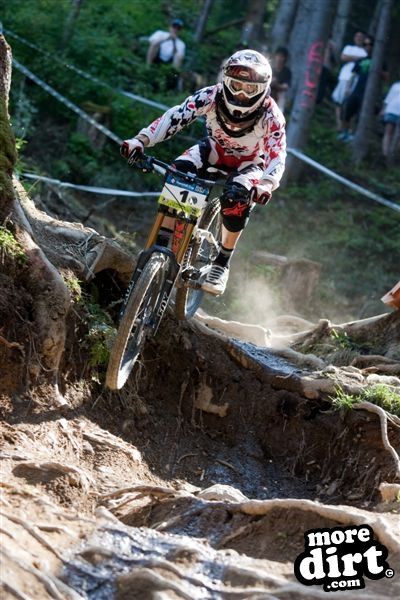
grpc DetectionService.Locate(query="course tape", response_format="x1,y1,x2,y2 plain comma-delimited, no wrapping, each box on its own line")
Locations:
5,27,170,111
12,58,122,145
287,148,400,213
20,172,159,197
8,35,398,214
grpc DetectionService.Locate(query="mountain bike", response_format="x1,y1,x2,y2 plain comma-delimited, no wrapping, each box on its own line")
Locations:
106,154,238,390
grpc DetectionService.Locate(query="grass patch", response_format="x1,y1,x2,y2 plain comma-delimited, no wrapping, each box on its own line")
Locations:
331,384,400,417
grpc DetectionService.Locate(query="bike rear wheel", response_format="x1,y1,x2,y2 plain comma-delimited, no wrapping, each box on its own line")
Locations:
175,197,221,320
106,253,168,390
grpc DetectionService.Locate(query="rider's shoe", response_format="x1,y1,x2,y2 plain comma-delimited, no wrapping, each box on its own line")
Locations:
202,264,229,295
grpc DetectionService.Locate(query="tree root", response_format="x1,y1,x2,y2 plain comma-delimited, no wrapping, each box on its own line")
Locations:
353,401,400,478
1,581,31,600
0,511,65,560
14,178,134,283
16,461,95,492
1,547,81,600
0,334,24,353
79,424,142,463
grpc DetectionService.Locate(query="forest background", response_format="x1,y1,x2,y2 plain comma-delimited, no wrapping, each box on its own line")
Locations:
2,0,400,324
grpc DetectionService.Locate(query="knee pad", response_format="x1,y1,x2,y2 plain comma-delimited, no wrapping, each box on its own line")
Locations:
220,183,251,232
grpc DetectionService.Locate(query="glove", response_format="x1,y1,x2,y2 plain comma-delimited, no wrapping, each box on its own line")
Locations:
250,182,272,205
121,138,144,165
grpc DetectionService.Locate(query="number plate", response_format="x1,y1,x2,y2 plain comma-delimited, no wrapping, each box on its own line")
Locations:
158,173,209,217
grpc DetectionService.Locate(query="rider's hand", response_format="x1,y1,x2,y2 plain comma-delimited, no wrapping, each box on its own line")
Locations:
250,182,272,205
121,138,144,165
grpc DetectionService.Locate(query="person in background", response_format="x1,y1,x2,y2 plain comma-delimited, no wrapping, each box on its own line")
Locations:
339,37,384,142
121,50,286,296
332,30,367,135
146,18,185,69
270,47,292,113
381,80,400,159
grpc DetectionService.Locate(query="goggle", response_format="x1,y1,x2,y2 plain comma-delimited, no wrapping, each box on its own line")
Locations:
225,76,265,98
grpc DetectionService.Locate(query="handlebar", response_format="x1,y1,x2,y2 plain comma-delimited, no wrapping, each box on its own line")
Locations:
134,155,226,188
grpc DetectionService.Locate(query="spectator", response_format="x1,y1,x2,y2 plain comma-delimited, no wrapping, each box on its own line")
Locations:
270,47,292,113
146,18,185,69
331,31,367,132
339,36,375,142
381,80,400,158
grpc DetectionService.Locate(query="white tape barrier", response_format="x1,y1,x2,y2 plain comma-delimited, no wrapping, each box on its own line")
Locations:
287,147,399,213
12,58,122,145
9,36,398,214
20,172,159,197
5,27,170,112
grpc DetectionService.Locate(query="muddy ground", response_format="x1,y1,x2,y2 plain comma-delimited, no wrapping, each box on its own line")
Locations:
1,186,400,598
2,299,400,598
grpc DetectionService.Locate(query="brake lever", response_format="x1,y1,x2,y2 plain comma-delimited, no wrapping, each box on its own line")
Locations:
135,156,154,173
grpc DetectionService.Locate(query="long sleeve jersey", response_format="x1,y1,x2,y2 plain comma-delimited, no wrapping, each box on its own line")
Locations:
138,84,286,190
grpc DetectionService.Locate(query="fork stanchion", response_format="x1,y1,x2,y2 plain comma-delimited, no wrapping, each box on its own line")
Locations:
176,223,195,264
145,213,164,249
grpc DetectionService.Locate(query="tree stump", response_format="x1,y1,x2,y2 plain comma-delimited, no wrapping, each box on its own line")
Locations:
252,251,321,313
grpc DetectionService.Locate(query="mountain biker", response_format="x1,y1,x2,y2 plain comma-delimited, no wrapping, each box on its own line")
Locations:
122,49,286,295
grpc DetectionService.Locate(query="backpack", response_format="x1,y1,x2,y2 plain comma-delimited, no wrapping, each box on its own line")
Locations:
153,36,177,65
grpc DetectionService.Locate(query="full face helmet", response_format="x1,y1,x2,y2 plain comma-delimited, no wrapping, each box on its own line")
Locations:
222,49,272,119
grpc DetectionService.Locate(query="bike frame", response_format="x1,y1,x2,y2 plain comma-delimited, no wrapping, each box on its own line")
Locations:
124,156,223,333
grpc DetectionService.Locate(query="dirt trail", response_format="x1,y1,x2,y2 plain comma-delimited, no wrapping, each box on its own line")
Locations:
1,308,400,598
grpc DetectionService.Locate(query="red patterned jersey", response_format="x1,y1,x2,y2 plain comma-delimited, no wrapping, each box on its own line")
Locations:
138,84,286,190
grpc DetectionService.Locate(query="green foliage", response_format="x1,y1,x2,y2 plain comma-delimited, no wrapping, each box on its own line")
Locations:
79,295,116,368
0,226,26,263
330,328,353,350
63,273,82,302
331,384,400,417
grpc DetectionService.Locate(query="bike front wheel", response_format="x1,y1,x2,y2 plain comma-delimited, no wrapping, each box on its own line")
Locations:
106,252,168,390
175,197,221,320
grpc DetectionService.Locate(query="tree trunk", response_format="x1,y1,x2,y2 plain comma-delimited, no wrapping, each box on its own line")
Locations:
240,0,267,46
268,0,298,52
331,0,352,53
285,0,336,180
368,0,382,38
60,0,84,51
287,0,314,103
194,0,214,43
0,35,134,403
352,0,393,164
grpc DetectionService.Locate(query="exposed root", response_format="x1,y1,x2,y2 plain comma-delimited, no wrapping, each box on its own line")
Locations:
0,334,24,353
0,511,64,559
229,498,400,553
0,581,31,600
1,548,81,600
16,461,94,492
353,401,400,478
79,425,142,462
194,310,271,347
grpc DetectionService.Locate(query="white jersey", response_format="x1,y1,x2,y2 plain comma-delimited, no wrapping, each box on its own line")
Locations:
148,30,185,67
139,84,286,190
384,81,400,116
338,45,367,81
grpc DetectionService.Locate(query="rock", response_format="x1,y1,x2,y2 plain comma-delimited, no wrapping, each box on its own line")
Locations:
197,484,249,503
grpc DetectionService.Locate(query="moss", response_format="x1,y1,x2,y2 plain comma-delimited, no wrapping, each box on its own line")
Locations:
0,225,26,263
0,102,17,208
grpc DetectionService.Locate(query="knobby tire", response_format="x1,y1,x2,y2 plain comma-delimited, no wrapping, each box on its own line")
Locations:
106,253,167,390
175,197,221,320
